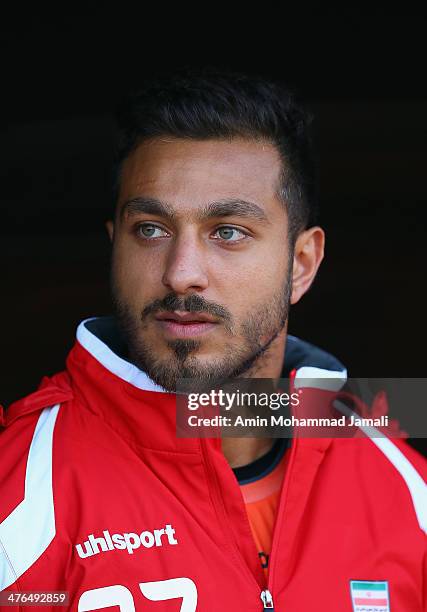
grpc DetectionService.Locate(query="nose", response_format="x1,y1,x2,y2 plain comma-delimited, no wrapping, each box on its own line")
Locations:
161,234,209,294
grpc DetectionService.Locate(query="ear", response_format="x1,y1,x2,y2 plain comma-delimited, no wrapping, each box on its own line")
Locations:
105,220,114,242
291,226,325,305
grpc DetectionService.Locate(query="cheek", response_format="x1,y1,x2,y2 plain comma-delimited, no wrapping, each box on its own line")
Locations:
224,245,288,291
112,240,163,304
259,241,290,289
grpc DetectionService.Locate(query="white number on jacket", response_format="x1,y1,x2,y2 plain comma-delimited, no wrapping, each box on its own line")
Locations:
78,577,198,611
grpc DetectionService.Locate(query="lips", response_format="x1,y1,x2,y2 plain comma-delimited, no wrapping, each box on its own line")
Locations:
154,311,219,338
155,311,218,324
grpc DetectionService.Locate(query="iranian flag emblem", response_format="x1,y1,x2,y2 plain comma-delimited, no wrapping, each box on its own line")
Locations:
350,580,390,612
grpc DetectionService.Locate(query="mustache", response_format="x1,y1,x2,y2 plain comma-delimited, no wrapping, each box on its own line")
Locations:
141,292,232,323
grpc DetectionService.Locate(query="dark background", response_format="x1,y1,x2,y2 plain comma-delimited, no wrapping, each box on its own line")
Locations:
1,9,426,454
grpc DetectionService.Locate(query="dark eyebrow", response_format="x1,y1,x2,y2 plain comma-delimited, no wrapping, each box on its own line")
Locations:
120,197,176,220
120,196,269,223
197,199,269,223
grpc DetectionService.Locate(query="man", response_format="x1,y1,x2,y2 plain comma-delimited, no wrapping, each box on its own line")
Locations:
0,70,426,611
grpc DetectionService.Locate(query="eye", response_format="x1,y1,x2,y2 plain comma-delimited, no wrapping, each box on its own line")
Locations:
213,226,247,242
135,223,169,239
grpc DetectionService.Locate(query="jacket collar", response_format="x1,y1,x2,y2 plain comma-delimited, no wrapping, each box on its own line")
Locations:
76,316,165,393
75,316,348,394
65,316,347,454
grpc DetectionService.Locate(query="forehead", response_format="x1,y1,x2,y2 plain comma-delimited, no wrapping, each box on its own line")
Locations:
117,137,283,214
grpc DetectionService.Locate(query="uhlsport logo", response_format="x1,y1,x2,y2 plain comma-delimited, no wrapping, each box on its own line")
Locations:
349,580,390,612
75,524,178,558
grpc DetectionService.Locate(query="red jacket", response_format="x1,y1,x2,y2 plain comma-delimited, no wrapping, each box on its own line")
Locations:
0,317,426,611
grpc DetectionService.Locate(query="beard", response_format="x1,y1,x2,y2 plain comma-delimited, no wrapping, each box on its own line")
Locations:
112,273,292,392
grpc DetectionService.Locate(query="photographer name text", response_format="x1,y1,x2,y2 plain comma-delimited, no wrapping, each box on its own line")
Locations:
186,414,389,428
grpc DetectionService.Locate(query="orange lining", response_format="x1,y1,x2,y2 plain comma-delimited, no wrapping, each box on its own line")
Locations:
239,450,290,577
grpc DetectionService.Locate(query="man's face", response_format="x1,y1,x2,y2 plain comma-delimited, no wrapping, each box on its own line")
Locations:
110,137,292,391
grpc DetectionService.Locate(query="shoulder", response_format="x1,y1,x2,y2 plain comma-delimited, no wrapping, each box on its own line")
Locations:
0,373,75,590
329,435,427,535
0,371,74,513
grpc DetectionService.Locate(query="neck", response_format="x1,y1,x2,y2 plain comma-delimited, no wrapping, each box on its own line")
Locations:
222,437,276,469
221,325,287,468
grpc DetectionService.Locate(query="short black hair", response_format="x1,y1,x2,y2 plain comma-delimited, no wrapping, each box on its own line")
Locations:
114,68,319,242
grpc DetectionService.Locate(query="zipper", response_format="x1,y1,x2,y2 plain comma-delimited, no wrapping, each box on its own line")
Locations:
199,437,263,601
265,428,299,599
260,589,274,609
201,429,299,609
265,373,299,601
